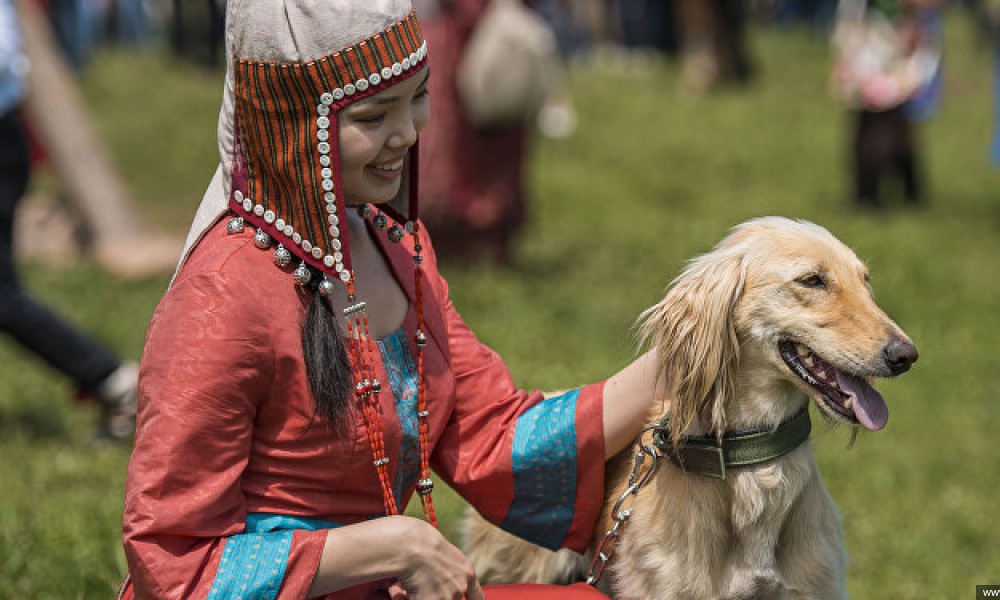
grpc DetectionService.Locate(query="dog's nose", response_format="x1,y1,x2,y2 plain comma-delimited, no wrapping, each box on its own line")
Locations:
884,339,918,375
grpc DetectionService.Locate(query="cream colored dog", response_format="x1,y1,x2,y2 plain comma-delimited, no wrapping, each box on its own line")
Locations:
464,217,918,599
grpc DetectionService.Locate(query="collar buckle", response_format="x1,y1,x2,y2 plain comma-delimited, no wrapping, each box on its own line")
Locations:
671,439,727,480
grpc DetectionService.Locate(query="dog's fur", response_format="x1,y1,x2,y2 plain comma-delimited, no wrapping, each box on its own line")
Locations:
464,217,917,599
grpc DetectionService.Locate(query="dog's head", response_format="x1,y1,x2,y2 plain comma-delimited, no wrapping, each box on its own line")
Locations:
638,217,917,438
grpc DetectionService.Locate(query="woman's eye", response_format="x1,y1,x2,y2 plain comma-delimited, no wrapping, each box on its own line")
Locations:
796,274,826,289
356,113,385,124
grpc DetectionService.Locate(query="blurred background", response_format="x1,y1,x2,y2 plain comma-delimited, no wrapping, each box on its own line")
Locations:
0,0,998,597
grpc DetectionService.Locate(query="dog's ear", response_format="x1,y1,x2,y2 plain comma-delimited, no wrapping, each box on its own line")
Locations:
637,248,745,438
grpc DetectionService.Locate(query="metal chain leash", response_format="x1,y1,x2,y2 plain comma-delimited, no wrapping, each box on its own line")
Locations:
586,424,665,586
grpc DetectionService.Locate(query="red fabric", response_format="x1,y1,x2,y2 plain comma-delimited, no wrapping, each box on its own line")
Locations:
122,216,606,599
482,583,610,599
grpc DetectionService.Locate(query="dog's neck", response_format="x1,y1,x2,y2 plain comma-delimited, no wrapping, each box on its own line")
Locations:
723,356,810,434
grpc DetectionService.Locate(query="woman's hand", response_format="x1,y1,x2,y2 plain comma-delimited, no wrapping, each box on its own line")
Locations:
394,517,484,599
308,515,483,599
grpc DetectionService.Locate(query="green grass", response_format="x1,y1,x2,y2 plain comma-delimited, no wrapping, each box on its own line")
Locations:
2,16,999,598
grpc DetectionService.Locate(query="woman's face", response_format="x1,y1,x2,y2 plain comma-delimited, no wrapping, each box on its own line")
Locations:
337,67,430,205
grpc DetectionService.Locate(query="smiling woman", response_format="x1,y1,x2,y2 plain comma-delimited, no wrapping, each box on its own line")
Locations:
119,1,658,599
338,68,430,205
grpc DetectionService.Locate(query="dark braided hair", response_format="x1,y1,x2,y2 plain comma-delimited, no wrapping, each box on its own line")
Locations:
300,266,353,434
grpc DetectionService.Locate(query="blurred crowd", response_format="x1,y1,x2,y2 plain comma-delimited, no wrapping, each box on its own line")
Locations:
4,0,999,441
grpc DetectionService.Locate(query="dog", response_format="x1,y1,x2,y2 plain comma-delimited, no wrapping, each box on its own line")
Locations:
464,217,918,599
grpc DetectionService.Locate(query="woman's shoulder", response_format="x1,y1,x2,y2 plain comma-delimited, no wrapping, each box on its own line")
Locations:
167,215,306,311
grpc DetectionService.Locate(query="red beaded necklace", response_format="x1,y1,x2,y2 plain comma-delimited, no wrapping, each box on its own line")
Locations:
341,198,436,526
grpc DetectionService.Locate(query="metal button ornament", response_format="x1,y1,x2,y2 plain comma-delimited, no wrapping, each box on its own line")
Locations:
273,244,291,267
318,276,335,297
387,225,405,243
226,217,245,234
372,213,388,230
254,228,272,249
293,262,312,286
415,330,427,347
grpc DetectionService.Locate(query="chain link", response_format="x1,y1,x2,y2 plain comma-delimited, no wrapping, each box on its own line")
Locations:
585,424,664,586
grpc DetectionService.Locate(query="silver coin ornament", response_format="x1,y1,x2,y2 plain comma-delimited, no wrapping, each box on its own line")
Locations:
254,228,272,249
372,213,388,230
273,244,292,268
226,217,245,234
318,277,336,297
293,262,312,286
387,225,405,243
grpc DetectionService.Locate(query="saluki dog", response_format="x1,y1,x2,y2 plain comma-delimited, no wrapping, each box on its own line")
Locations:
465,217,918,599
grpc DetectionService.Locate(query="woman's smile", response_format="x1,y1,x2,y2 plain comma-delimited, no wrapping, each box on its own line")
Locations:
368,157,406,181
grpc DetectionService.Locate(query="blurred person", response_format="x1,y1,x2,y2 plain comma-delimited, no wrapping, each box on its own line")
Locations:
413,0,536,264
831,0,943,210
675,0,754,91
0,0,137,440
119,1,660,598
46,0,99,71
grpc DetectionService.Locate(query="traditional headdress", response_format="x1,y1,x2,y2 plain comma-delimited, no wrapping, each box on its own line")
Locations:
180,0,435,524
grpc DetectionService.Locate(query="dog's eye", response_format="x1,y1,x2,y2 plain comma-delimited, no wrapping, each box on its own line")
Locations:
797,274,826,289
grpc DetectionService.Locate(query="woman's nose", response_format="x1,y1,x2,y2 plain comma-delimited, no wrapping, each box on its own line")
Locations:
388,115,419,149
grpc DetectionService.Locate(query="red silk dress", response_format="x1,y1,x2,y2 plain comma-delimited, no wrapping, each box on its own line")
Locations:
122,216,608,599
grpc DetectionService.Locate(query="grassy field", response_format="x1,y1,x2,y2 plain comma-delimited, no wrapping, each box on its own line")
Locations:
1,15,998,599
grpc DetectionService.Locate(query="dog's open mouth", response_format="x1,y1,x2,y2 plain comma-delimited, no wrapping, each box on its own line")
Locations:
778,340,888,431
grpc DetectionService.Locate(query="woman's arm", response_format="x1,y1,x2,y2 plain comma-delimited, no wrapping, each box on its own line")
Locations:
601,350,660,458
307,516,484,599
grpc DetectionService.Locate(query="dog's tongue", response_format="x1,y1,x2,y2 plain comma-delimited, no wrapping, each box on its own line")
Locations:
835,372,888,431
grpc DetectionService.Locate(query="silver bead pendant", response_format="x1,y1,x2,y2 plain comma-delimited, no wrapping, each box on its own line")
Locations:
253,228,272,249
226,217,245,234
387,225,405,243
273,244,292,268
318,276,336,297
293,262,312,286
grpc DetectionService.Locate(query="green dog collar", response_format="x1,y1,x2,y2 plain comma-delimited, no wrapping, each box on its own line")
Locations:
652,407,812,480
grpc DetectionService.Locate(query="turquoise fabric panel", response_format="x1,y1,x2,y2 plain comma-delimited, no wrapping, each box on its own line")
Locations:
207,529,292,600
377,327,421,503
245,513,341,533
500,389,580,550
207,513,342,599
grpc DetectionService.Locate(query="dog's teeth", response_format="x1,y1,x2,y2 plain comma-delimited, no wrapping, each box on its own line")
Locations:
804,356,815,367
796,344,809,357
843,397,853,410
816,370,828,382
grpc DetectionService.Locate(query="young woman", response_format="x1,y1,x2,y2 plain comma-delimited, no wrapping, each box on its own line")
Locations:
122,1,658,598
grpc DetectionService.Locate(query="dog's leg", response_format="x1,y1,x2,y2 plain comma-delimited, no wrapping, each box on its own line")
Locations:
463,507,589,585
